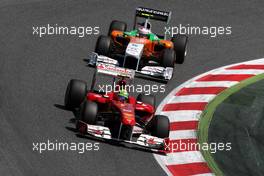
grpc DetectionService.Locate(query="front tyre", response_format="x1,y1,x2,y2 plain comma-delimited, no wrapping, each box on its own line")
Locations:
95,35,112,56
162,49,176,68
80,101,98,124
108,20,127,36
149,115,169,138
171,34,188,64
64,79,87,109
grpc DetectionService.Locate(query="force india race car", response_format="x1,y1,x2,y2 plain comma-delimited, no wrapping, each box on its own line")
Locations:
64,63,170,152
89,7,188,83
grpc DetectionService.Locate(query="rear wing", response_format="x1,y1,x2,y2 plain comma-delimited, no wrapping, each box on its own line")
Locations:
135,7,171,23
96,63,135,79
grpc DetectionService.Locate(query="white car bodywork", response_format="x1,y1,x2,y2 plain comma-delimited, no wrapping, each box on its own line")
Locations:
88,51,174,81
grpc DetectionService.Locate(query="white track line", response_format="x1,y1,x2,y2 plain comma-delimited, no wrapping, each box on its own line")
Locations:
158,151,206,165
169,95,216,103
169,129,197,140
185,81,237,88
212,69,264,75
160,111,202,122
193,173,215,176
244,60,264,64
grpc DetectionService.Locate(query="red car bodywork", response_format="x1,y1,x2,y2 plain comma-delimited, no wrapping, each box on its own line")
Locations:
86,91,155,126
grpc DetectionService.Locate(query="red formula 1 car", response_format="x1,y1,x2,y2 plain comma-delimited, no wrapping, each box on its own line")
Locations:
64,63,170,151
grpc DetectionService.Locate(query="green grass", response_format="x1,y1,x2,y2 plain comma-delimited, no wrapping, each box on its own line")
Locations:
197,73,264,176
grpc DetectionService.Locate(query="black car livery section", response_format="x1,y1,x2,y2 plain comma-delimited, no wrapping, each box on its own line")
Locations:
135,7,171,24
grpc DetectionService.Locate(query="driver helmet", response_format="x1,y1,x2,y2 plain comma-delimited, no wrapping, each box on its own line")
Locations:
118,88,129,102
138,21,152,36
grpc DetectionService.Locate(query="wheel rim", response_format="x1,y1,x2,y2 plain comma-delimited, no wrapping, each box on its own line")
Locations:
184,43,188,57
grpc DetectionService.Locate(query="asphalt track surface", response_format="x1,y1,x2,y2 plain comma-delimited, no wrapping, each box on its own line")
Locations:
209,78,264,176
0,0,264,175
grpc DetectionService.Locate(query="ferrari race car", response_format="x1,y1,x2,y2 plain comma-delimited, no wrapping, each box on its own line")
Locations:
64,63,170,152
89,7,188,83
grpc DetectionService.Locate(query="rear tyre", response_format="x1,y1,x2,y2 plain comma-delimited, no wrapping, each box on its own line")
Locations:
80,101,98,124
171,34,188,64
64,79,87,109
136,94,156,107
162,49,176,68
108,20,127,36
95,35,112,56
149,115,169,138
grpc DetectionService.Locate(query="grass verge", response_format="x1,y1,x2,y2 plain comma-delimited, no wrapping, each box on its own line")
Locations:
197,73,264,175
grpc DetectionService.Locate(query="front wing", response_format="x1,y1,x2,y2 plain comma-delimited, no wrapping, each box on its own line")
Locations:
88,52,173,83
77,120,169,153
